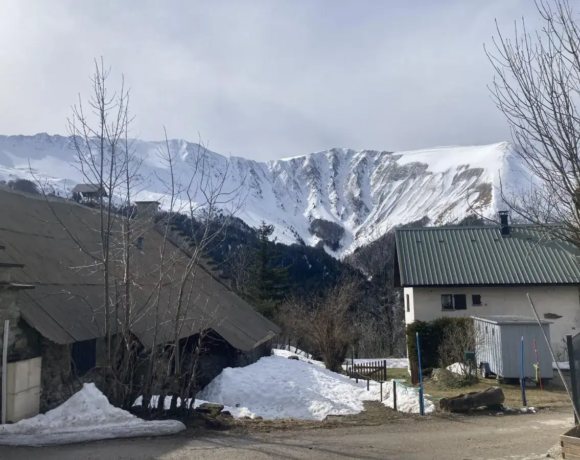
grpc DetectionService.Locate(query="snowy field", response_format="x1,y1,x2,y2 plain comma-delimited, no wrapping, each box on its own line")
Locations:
0,383,185,447
198,355,434,419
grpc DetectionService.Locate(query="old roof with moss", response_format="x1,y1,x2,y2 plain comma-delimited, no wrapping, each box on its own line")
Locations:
0,187,279,350
395,225,580,287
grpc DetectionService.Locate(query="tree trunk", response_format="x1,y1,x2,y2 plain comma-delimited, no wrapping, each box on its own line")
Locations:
439,387,505,413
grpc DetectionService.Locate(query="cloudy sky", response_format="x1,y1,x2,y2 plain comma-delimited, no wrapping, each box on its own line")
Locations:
0,0,541,160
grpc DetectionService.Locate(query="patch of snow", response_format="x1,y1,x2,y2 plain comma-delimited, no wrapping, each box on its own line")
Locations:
553,361,570,371
383,382,436,415
133,395,257,419
446,362,476,376
0,383,185,446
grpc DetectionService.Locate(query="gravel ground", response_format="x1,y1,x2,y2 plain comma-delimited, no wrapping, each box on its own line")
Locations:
0,406,572,459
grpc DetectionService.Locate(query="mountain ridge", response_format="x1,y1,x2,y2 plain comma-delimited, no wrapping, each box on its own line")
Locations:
0,133,530,255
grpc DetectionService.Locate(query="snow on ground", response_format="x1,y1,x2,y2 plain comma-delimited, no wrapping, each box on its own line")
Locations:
0,383,185,447
197,356,431,420
344,358,409,369
553,361,570,370
133,395,257,419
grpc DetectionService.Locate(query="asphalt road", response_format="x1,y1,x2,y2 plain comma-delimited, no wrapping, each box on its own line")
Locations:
0,409,572,460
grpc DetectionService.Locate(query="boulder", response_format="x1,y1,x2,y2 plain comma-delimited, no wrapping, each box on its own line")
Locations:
288,356,299,360
440,387,505,413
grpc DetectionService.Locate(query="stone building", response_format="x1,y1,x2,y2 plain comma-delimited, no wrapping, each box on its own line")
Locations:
0,187,279,421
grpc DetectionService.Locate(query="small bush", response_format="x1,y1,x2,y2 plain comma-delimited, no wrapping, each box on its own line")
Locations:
406,317,474,370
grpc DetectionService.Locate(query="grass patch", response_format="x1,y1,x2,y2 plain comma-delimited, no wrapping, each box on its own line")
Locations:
387,368,409,382
424,376,571,409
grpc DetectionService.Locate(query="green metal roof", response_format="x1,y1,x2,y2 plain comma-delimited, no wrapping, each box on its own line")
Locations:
395,225,580,286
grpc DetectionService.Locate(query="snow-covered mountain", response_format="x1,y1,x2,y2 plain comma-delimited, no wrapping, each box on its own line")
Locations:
0,134,530,255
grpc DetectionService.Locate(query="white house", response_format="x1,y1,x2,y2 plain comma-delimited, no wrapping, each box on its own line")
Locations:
394,213,580,355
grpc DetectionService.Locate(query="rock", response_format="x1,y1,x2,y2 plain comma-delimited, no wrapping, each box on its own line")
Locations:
309,219,345,251
440,387,505,413
220,411,233,418
288,356,299,360
254,415,263,420
195,402,224,416
240,416,251,420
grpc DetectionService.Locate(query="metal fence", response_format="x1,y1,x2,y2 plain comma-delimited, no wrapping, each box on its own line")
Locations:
345,360,388,383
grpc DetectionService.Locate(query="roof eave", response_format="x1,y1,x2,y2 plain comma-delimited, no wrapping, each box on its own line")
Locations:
403,282,580,288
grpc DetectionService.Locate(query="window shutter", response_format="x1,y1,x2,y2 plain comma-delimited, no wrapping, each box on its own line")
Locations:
454,294,467,310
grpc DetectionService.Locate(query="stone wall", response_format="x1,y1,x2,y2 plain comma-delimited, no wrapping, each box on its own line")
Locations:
39,338,106,412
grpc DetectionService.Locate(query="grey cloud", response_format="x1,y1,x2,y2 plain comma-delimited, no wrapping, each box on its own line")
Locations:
0,0,538,160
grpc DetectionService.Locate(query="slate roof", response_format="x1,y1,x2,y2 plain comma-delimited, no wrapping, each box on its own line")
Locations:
395,225,580,287
0,187,279,350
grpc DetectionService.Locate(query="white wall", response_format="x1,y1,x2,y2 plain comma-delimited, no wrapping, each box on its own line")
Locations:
405,285,580,354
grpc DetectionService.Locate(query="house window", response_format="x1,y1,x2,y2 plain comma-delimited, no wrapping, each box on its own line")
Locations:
71,339,97,376
441,294,453,310
454,294,467,310
472,295,482,306
406,294,410,312
441,294,468,310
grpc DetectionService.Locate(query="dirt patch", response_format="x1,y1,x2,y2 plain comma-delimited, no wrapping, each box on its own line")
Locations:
178,401,421,434
225,401,422,434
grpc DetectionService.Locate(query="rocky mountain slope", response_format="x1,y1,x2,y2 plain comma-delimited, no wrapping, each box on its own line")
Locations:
0,134,530,255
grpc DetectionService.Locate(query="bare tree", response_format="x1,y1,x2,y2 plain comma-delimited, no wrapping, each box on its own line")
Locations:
226,245,255,296
274,294,305,352
438,320,479,382
297,277,361,372
345,230,405,358
33,59,245,413
487,0,580,248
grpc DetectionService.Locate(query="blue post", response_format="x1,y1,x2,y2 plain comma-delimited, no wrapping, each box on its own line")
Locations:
520,336,527,407
416,332,425,416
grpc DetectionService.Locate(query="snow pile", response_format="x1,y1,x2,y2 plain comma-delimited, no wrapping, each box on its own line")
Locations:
0,383,185,446
383,381,436,415
198,356,383,420
446,362,476,376
133,395,257,419
553,361,570,370
197,356,434,420
272,348,325,367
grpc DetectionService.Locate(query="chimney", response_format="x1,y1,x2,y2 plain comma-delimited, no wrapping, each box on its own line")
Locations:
135,201,160,221
499,211,510,236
